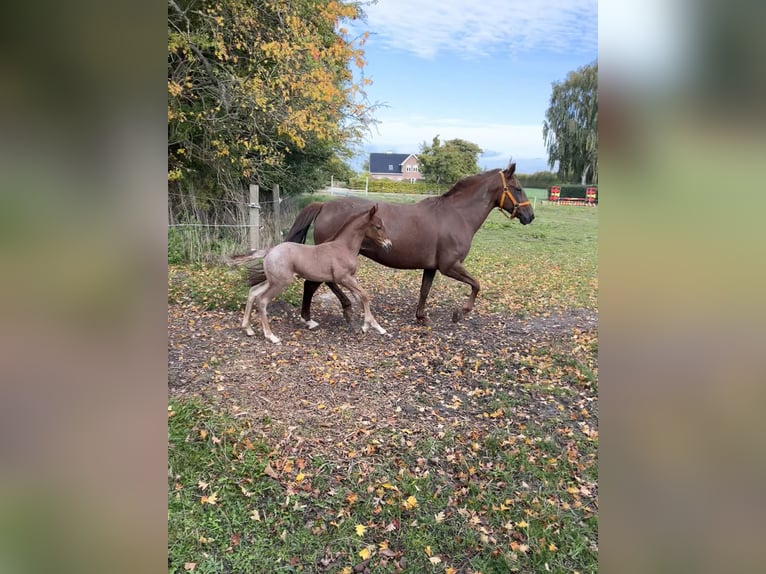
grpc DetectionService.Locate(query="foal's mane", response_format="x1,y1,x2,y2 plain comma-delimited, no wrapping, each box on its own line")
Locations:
325,206,370,242
439,169,499,199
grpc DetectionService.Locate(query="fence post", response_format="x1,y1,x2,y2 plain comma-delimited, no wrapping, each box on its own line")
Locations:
365,177,368,194
273,184,281,244
249,184,260,251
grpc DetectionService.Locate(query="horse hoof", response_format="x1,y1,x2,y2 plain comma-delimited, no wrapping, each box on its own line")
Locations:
376,327,387,335
301,318,320,330
452,310,462,323
342,309,354,324
245,328,256,336
266,334,281,344
362,324,369,333
416,316,430,326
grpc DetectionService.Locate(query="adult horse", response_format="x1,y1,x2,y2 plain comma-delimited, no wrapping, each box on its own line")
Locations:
284,162,534,327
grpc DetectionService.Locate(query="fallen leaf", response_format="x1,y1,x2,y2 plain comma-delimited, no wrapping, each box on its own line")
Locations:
355,524,367,536
263,463,279,479
250,509,261,521
201,492,218,505
403,495,418,510
434,511,446,523
184,563,196,571
429,555,442,565
359,547,371,560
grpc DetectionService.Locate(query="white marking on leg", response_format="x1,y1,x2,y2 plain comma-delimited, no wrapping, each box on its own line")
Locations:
300,317,320,330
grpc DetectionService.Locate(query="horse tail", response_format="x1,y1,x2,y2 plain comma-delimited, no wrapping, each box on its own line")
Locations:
284,202,324,244
224,249,269,266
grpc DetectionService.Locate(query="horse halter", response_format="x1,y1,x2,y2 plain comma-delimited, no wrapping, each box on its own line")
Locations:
497,171,531,219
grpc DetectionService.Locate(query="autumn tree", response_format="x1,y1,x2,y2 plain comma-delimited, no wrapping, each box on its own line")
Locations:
418,136,483,184
167,0,375,208
543,61,598,184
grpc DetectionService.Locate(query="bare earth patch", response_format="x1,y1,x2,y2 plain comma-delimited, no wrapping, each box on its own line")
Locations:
169,286,597,466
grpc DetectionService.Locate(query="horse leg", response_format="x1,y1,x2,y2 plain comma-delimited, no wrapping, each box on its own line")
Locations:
256,281,287,344
326,281,354,324
440,262,480,322
242,282,269,337
338,277,386,335
300,280,322,330
416,268,437,324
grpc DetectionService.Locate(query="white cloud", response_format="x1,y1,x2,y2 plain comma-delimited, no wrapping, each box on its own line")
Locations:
361,0,597,59
364,116,547,166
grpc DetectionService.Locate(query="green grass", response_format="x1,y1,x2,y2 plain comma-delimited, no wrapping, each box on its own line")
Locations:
169,400,598,574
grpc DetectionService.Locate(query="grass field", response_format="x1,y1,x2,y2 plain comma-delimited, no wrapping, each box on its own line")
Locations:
168,200,598,573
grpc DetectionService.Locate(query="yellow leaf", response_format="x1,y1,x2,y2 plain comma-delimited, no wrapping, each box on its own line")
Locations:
516,520,528,528
358,547,371,560
355,524,367,536
548,543,558,551
404,495,418,509
425,545,431,557
295,472,305,482
445,568,457,574
199,429,207,439
341,568,352,574
201,492,218,505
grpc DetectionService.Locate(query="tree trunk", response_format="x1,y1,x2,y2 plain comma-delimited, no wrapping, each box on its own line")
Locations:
581,164,590,185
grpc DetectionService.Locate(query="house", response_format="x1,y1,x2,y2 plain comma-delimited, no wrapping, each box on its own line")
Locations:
369,152,422,182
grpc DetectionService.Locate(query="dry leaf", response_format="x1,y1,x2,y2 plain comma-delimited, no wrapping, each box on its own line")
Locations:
250,509,261,521
184,563,196,571
355,524,367,536
358,547,371,560
429,556,442,565
263,463,279,479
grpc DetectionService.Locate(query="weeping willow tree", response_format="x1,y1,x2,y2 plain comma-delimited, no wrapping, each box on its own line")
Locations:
543,61,598,184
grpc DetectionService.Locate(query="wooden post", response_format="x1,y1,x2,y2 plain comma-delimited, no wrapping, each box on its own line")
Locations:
249,184,260,251
272,184,281,244
365,176,368,194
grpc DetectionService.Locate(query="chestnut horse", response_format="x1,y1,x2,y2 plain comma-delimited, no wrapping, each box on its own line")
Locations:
283,163,534,327
228,205,391,343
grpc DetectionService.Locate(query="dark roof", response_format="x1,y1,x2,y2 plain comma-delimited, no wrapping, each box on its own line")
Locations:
369,153,416,174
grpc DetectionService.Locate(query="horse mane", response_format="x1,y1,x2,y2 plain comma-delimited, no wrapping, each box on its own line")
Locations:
325,206,370,242
439,169,499,199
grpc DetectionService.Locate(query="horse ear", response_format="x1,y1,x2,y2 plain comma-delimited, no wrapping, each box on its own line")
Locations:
506,162,517,176
369,204,378,217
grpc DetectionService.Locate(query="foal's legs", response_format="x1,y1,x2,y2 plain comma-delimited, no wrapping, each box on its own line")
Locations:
337,276,386,335
415,268,437,324
254,281,288,344
327,282,354,323
440,261,480,322
242,281,270,337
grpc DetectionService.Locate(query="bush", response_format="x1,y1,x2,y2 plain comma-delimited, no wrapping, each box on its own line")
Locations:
348,177,448,195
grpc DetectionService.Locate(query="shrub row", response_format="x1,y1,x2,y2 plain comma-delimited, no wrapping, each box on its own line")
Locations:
347,178,448,194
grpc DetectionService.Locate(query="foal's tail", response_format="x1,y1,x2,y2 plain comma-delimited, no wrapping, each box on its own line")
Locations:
283,202,325,244
224,249,269,266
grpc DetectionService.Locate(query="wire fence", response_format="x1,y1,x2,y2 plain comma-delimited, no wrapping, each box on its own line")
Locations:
168,189,305,264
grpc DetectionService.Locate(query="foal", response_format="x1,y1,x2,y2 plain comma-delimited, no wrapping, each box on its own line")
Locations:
236,205,391,344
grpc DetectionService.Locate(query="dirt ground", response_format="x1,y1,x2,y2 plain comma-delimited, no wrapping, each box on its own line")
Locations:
168,286,597,460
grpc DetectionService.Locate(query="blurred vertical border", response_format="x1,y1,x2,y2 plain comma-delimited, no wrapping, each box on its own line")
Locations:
0,1,167,573
600,0,766,572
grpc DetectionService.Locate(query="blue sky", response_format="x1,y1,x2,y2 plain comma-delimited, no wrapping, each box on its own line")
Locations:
347,0,598,174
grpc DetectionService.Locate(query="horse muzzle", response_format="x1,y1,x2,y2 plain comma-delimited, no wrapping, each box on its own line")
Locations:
380,239,393,250
518,211,534,225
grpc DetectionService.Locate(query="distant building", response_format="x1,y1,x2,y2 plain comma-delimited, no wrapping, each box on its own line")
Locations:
369,152,422,182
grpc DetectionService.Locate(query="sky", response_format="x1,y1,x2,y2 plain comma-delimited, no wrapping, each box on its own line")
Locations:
347,0,598,174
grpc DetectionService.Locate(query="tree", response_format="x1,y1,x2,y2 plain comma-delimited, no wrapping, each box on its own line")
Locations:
543,61,598,184
418,136,483,184
167,0,376,207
